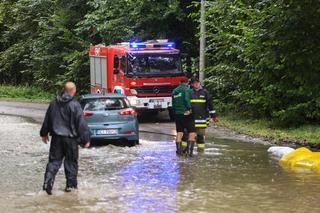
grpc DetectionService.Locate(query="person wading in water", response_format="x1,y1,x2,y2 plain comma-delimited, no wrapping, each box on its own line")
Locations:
40,82,90,195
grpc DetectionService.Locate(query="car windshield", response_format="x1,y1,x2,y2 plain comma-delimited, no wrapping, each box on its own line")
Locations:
128,53,182,76
81,98,129,111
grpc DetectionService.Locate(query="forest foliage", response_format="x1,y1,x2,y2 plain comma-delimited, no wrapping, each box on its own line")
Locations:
0,0,319,126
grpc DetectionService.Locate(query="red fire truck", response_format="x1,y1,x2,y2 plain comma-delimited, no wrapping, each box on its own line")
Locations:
89,40,187,120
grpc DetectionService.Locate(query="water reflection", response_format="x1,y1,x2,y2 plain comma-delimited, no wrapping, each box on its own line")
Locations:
116,142,180,212
2,115,320,213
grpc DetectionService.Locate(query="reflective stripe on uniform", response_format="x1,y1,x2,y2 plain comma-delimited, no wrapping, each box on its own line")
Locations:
191,99,206,103
195,119,207,128
195,124,207,128
206,117,211,124
195,119,207,123
181,141,187,149
197,144,205,149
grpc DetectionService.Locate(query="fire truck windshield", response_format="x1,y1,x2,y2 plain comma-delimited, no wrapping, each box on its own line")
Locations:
127,53,183,77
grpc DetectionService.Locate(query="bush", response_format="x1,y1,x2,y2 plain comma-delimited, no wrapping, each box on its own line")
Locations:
0,85,54,102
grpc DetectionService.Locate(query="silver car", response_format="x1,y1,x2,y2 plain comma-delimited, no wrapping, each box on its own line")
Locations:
80,94,139,146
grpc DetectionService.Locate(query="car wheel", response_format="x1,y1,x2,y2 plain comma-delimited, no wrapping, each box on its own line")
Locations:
128,140,139,147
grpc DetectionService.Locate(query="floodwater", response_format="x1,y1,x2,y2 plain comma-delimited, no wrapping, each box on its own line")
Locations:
1,115,320,213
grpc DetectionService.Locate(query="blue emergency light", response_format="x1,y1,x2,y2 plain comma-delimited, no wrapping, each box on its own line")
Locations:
167,43,174,48
129,41,175,49
130,43,147,48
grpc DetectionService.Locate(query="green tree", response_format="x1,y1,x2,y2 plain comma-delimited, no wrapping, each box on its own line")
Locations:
0,0,54,85
204,0,320,126
29,0,90,92
0,0,197,93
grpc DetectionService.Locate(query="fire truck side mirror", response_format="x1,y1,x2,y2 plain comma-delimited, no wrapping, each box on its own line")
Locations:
114,56,120,74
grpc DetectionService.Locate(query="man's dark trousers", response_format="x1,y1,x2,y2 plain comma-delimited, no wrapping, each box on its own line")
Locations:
44,135,79,189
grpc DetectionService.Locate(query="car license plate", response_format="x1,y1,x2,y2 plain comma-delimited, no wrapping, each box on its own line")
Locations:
154,104,162,108
96,129,118,135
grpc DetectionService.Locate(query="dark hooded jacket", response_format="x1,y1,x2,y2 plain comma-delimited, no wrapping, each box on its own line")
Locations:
40,93,90,144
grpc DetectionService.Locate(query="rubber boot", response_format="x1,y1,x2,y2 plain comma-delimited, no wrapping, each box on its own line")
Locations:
181,141,188,154
189,141,195,157
197,143,205,153
196,133,205,153
186,141,195,157
176,142,182,156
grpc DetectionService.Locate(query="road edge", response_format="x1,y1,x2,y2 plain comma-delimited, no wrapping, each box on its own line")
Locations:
1,100,318,148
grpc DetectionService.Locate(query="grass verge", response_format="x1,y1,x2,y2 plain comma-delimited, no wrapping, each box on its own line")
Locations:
0,85,54,103
218,115,320,145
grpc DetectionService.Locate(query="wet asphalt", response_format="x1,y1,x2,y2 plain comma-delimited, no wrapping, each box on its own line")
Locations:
1,100,320,213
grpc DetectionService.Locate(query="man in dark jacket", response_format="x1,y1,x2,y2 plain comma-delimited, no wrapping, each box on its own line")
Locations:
40,82,90,195
190,77,217,152
172,79,196,156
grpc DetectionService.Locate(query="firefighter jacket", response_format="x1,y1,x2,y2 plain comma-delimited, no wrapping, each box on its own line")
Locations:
172,83,192,115
191,88,216,128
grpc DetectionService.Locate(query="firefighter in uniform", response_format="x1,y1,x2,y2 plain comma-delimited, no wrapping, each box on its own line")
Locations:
190,77,217,152
172,78,197,156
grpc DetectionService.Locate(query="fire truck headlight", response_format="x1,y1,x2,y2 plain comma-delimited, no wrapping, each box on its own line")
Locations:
127,96,138,106
130,89,138,95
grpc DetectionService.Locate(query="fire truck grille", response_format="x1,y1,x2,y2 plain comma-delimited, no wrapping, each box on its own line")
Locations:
134,86,177,94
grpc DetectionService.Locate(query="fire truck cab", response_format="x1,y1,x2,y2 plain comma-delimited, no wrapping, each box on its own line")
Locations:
89,40,187,119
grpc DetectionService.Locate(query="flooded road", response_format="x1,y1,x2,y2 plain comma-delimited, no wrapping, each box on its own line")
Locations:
1,115,320,213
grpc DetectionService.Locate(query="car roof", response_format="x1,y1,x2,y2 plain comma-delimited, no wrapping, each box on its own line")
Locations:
81,93,127,99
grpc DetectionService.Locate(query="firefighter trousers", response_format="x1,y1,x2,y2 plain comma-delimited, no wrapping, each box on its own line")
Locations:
196,128,206,151
196,128,206,143
43,135,79,189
